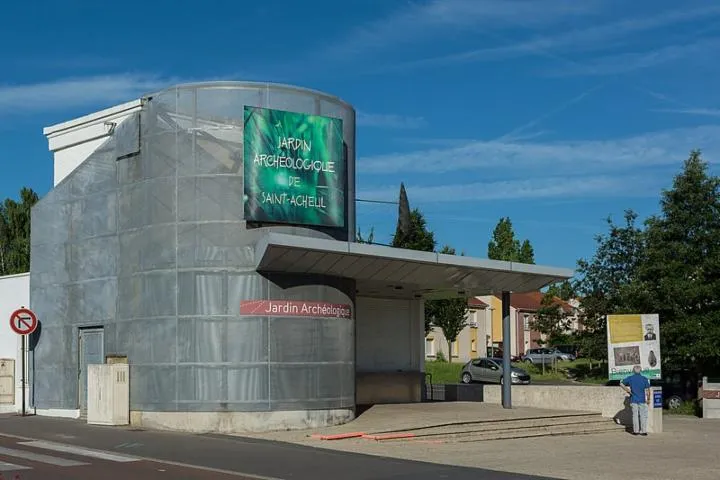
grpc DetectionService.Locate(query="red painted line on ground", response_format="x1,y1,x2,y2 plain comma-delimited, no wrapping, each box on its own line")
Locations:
362,433,416,441
310,432,365,440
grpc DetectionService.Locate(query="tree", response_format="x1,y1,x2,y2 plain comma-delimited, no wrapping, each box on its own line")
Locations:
574,210,645,362
0,187,39,276
636,151,720,373
546,280,575,301
356,227,375,244
426,245,470,360
389,185,437,334
518,239,535,264
392,209,436,251
534,293,573,347
487,217,535,264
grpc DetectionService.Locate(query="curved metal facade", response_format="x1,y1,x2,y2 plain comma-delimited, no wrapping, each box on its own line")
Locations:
30,82,357,415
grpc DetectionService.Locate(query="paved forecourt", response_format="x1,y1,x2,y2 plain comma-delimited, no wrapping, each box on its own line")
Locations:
0,414,557,480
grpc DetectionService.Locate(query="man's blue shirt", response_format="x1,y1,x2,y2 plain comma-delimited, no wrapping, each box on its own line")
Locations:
622,373,650,404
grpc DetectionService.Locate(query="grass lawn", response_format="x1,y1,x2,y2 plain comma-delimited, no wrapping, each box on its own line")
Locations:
425,357,608,385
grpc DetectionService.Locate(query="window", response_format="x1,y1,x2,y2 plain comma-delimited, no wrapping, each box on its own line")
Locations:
471,339,477,352
452,340,459,357
425,338,435,357
523,314,530,330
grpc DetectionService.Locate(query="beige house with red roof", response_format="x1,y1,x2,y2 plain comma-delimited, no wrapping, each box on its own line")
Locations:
425,292,581,363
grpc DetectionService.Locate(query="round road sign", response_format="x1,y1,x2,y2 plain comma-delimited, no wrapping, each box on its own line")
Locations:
10,308,37,335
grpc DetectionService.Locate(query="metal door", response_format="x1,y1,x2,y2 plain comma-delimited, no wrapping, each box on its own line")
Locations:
78,328,104,411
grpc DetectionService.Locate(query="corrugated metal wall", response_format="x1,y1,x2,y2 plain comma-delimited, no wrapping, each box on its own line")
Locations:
30,83,356,413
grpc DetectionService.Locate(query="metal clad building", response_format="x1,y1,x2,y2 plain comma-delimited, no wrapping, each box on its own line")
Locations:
29,81,572,433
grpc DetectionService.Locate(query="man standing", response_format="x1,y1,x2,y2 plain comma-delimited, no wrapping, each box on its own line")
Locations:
621,365,651,436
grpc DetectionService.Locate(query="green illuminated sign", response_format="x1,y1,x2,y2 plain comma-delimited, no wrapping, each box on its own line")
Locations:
243,106,345,228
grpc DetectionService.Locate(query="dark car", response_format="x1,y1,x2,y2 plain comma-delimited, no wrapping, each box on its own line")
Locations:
486,347,522,363
606,369,700,409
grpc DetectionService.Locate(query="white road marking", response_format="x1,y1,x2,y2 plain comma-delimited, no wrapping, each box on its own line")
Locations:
0,432,285,479
0,446,89,467
18,441,139,463
0,461,31,472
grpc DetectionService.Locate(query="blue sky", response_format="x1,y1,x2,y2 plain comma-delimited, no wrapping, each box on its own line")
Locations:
1,0,719,270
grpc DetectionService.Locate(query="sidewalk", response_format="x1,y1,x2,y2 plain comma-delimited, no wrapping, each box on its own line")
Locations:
0,414,553,480
246,414,719,480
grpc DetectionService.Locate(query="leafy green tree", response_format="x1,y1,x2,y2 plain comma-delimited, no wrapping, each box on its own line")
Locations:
0,187,39,276
636,151,720,373
534,293,573,347
487,217,535,264
574,210,645,362
546,280,575,301
426,245,470,360
392,209,436,251
356,227,375,244
389,185,436,334
518,239,535,264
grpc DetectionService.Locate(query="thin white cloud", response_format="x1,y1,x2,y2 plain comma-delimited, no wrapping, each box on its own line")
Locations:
357,111,427,129
420,213,602,233
546,38,720,76
321,0,601,60
0,74,180,113
358,125,720,175
653,108,720,118
358,174,664,203
377,5,720,72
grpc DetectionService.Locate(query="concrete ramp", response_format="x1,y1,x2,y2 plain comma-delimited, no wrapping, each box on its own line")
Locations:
307,403,625,443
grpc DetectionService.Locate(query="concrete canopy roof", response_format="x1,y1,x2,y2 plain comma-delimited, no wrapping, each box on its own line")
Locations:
255,233,574,299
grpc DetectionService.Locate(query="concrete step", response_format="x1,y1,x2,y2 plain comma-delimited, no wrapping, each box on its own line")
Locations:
448,421,626,443
367,413,608,437
368,420,625,443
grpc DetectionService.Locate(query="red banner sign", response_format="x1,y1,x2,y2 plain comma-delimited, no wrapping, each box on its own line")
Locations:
240,300,352,319
703,390,720,400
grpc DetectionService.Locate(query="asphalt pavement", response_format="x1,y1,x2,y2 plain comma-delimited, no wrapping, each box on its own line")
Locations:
0,434,246,479
0,414,558,480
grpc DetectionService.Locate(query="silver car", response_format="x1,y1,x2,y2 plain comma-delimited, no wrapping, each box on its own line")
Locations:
521,347,575,364
460,357,531,385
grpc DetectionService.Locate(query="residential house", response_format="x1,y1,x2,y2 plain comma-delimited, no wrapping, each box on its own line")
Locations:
425,292,581,363
425,298,491,364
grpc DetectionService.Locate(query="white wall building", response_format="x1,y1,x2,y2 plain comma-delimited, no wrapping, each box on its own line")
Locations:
0,273,30,413
45,99,143,187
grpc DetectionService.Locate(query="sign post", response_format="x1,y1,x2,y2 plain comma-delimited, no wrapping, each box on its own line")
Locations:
9,307,38,417
606,313,662,381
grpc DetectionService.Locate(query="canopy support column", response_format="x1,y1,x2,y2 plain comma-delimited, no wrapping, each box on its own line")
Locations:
501,290,512,409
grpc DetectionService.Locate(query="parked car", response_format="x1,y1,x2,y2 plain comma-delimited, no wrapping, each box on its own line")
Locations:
553,344,581,358
486,348,522,363
606,369,700,409
460,357,531,385
521,347,575,364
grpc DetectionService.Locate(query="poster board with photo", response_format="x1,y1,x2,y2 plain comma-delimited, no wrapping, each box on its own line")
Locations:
607,313,661,380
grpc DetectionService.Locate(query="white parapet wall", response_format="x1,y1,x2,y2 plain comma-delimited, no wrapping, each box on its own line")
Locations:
130,409,355,434
482,384,663,433
44,99,143,186
702,377,720,419
0,273,29,414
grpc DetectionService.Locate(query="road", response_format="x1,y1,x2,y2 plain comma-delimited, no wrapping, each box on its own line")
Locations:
0,435,245,479
0,414,557,479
